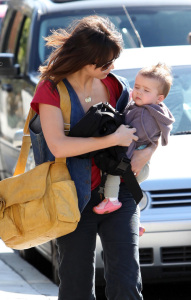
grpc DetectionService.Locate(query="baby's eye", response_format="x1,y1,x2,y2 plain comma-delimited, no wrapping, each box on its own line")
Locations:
144,89,149,92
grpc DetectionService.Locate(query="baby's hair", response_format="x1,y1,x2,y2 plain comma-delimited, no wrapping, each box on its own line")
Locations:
138,62,173,98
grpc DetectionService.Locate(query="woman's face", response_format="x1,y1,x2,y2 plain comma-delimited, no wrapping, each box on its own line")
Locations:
86,60,115,79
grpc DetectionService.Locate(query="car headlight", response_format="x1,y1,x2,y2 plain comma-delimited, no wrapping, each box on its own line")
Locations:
139,191,148,211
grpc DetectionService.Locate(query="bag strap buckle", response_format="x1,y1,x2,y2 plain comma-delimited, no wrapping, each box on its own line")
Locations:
116,157,131,173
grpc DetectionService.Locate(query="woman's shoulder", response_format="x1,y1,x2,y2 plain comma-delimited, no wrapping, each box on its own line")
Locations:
35,79,55,92
31,80,60,114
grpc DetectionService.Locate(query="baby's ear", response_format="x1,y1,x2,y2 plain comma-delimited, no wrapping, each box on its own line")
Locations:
157,94,165,104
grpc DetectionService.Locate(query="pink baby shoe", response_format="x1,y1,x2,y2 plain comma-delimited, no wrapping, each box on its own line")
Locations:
93,198,122,214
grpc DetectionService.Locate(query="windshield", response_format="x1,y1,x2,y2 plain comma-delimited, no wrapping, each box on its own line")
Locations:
38,5,191,62
113,65,191,136
37,7,141,67
34,5,191,71
127,6,191,47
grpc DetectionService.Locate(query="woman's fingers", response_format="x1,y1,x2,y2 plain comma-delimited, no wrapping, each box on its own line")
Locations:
130,127,139,141
115,125,138,146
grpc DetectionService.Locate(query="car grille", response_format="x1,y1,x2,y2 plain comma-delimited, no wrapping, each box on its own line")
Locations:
161,246,191,263
139,248,153,264
150,189,191,208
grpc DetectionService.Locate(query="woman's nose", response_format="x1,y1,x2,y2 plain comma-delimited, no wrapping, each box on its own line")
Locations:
110,62,115,71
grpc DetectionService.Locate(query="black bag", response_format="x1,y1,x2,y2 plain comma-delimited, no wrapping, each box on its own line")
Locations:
69,102,125,158
69,102,143,204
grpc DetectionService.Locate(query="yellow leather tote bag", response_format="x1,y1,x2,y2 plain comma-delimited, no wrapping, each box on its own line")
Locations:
0,81,80,250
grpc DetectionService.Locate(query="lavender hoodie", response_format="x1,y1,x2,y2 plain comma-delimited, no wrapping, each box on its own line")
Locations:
124,101,175,159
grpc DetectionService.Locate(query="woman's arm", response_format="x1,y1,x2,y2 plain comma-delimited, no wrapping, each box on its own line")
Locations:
39,103,138,158
130,142,158,176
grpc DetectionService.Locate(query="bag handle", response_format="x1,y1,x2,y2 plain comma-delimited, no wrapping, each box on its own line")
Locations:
13,81,71,176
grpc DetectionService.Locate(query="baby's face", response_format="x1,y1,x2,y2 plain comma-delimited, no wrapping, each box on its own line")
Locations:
132,74,163,106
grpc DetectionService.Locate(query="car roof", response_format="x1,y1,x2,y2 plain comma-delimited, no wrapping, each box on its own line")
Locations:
114,45,191,70
8,0,191,14
43,0,191,7
40,0,191,11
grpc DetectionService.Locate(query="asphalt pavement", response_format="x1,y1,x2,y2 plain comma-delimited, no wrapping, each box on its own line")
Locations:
0,239,58,300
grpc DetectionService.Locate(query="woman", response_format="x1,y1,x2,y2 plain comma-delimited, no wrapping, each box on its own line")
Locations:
31,15,155,300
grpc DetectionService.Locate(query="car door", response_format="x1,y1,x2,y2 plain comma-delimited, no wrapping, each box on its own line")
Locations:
0,8,34,179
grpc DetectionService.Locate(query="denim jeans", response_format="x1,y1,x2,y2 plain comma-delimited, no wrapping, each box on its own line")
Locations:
56,183,143,300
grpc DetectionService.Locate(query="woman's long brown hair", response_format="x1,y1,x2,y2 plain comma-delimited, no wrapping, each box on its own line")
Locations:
39,15,123,87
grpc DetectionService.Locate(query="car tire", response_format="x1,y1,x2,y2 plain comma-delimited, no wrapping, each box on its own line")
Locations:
0,156,4,180
19,247,38,263
96,286,106,299
51,240,60,285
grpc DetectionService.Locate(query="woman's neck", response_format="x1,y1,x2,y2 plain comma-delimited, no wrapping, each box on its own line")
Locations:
66,70,109,113
67,70,94,92
66,71,97,107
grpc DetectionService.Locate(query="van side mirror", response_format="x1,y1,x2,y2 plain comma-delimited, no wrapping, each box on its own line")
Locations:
0,53,20,78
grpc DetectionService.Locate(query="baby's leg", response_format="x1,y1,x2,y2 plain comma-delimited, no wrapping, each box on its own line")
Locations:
136,162,149,236
136,162,150,183
104,174,120,199
93,175,122,214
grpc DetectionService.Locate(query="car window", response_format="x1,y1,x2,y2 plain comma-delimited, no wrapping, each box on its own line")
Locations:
6,11,24,53
0,8,16,52
0,3,7,34
17,17,31,74
2,9,31,73
127,6,191,47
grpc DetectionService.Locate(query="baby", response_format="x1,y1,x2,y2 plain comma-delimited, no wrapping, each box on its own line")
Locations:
93,63,175,236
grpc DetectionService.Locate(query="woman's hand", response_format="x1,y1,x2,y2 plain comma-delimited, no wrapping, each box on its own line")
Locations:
131,143,158,176
114,124,138,147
